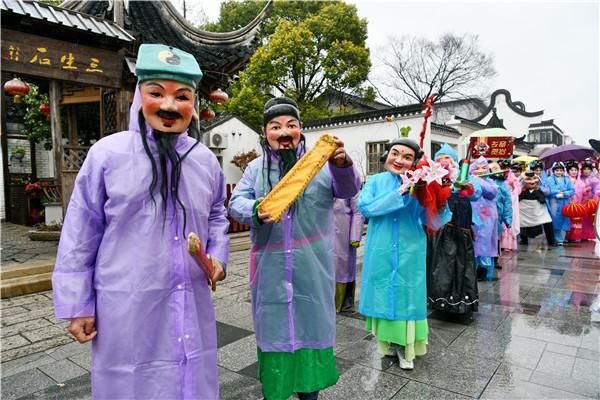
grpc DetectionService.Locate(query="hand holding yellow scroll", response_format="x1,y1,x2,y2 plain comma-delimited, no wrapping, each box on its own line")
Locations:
258,134,339,223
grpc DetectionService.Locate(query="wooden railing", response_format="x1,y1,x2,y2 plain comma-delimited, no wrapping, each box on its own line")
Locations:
225,183,250,233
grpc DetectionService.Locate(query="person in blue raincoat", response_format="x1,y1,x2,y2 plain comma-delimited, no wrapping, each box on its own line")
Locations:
358,137,451,371
546,162,575,244
489,161,513,268
228,97,360,400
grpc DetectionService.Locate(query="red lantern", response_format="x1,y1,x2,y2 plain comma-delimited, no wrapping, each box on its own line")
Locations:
200,107,216,121
208,88,229,105
562,202,587,218
39,103,51,116
4,77,30,97
583,198,599,215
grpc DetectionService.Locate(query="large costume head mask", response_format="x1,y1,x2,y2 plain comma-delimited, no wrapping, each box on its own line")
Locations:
136,44,202,134
434,143,458,167
262,97,303,151
381,137,423,175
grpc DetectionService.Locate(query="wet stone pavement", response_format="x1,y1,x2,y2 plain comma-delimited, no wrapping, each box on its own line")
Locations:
1,231,599,399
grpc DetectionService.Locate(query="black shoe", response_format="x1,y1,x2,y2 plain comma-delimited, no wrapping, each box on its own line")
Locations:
550,242,559,247
519,241,528,245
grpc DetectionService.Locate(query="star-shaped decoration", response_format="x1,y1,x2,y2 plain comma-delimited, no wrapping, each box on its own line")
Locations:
421,159,449,185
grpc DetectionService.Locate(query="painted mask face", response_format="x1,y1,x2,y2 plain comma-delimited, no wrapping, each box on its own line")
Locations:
473,164,489,176
385,144,416,175
568,167,579,178
140,80,196,133
263,115,302,150
553,168,565,177
524,176,538,189
435,154,455,167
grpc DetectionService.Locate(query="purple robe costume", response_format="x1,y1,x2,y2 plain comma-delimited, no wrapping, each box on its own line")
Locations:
52,89,230,399
228,152,360,352
469,157,499,258
333,195,364,283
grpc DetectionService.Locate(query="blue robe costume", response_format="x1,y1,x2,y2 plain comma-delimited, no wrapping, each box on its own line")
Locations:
546,175,574,243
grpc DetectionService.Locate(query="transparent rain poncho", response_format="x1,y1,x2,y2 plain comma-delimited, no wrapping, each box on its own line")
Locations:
228,152,360,352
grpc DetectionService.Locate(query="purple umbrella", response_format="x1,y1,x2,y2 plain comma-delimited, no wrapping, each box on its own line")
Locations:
539,144,596,169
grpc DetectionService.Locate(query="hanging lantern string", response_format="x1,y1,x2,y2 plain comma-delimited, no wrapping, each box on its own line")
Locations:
418,94,437,149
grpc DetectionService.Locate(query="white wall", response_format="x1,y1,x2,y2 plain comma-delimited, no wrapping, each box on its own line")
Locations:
303,115,427,180
206,118,261,184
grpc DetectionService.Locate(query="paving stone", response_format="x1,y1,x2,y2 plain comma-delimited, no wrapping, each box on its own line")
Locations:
2,306,30,317
387,347,500,398
217,334,257,372
571,357,600,384
579,325,599,352
45,341,91,361
320,364,408,400
0,352,56,378
37,358,88,383
334,323,371,354
1,335,31,351
337,339,396,371
1,336,74,363
545,342,578,356
535,351,575,377
68,350,92,371
0,367,55,400
16,373,91,400
529,370,599,398
391,380,472,399
0,294,50,310
216,321,253,349
449,324,546,370
20,324,67,343
218,366,262,400
481,364,590,399
1,318,53,338
576,347,600,361
1,306,56,326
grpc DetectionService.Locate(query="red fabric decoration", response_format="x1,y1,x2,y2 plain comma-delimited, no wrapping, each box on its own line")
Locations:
562,202,588,218
412,157,452,232
583,198,598,216
418,95,436,149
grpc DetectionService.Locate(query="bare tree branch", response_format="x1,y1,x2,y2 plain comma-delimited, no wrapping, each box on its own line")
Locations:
376,33,496,105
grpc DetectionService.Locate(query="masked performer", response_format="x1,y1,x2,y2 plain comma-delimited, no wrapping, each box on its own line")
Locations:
500,162,522,250
580,159,600,240
520,171,555,246
358,138,451,370
546,162,575,244
427,144,481,315
52,44,229,399
565,160,585,242
334,194,364,313
228,97,360,400
469,157,499,281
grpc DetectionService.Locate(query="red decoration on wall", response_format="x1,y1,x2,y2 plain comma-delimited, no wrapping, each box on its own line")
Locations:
39,103,51,116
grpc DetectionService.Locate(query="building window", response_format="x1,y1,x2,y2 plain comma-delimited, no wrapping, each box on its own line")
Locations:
366,141,387,175
431,142,442,159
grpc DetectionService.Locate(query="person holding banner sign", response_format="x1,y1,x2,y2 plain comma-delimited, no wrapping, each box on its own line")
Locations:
228,96,360,400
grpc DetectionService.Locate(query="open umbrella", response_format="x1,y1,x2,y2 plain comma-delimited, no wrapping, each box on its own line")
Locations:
539,144,595,169
513,155,538,164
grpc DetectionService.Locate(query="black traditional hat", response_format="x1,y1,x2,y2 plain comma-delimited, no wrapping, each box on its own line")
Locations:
380,137,424,166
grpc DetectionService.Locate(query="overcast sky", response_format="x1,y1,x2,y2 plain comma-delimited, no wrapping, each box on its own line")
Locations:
202,0,599,145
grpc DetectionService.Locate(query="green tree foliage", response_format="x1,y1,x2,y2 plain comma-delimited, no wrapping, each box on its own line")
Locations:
38,0,62,6
207,1,371,130
22,85,52,150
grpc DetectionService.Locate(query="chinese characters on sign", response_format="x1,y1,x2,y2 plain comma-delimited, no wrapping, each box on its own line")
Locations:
6,46,105,73
469,136,514,158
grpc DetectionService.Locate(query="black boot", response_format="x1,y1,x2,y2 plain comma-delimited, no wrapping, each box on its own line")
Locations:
340,281,356,312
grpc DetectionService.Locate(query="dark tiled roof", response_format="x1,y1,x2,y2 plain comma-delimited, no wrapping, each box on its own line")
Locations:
1,0,134,42
431,122,461,137
472,89,543,122
303,104,423,130
318,88,390,111
60,0,271,92
528,119,563,134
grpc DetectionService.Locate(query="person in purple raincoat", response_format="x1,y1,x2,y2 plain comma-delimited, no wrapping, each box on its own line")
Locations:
228,96,360,400
52,44,229,399
469,157,499,281
333,194,364,313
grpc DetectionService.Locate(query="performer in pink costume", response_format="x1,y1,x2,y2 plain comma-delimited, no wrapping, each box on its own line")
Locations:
580,159,600,240
500,165,522,251
565,160,585,242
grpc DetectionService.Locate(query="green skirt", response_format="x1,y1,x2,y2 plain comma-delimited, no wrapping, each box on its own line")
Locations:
366,317,428,362
257,347,339,400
